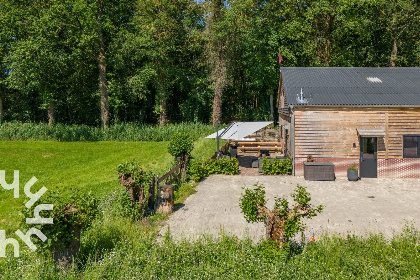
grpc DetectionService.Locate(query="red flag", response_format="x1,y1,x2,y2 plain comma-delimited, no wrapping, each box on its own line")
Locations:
279,50,283,65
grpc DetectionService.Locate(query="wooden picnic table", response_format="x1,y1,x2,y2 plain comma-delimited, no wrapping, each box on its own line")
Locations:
236,141,282,153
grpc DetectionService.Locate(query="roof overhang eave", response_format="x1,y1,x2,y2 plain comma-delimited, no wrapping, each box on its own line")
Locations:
288,104,420,108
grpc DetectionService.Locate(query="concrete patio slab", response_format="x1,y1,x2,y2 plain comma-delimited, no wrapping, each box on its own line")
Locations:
160,175,420,242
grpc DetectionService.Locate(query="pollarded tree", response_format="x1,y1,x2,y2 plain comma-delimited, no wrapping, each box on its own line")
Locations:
240,183,324,248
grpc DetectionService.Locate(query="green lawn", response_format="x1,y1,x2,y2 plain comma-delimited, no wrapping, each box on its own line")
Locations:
0,141,173,232
0,139,221,232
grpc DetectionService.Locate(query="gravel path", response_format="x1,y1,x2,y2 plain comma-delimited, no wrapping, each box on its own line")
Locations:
160,175,420,242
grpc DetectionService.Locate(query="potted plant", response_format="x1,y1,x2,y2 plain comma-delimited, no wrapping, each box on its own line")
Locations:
347,163,359,181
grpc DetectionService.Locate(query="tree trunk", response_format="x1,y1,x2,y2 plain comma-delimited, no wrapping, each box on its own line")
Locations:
0,97,3,123
148,177,155,211
118,173,146,210
155,185,174,215
390,15,398,67
48,101,55,126
212,87,222,127
50,204,81,269
211,52,226,127
269,94,274,121
209,0,226,127
98,1,109,130
159,100,167,126
257,204,288,247
158,74,167,126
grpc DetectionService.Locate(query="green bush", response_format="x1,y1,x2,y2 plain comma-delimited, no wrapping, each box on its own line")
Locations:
187,162,208,182
205,158,238,175
188,158,239,181
21,189,98,251
262,157,293,175
167,132,194,157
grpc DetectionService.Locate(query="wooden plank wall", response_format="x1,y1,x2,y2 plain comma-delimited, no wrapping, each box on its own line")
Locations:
294,107,420,159
388,109,420,158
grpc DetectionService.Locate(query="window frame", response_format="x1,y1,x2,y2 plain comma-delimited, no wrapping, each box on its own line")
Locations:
403,135,420,158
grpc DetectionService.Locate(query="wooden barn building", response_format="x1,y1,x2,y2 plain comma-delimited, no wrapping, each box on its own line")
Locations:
278,67,420,178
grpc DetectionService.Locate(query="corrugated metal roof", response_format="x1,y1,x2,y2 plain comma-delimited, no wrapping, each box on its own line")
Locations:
357,128,385,137
206,121,273,140
282,67,420,106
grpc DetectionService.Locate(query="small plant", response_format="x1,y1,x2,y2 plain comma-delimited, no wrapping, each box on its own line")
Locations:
167,132,194,158
262,158,293,175
348,163,358,171
239,183,324,248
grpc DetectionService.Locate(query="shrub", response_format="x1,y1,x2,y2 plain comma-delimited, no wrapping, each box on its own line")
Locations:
188,162,208,182
262,158,293,175
187,158,239,181
167,132,194,158
21,189,98,251
205,158,239,175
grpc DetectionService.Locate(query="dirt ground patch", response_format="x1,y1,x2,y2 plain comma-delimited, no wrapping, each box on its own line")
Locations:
161,175,420,242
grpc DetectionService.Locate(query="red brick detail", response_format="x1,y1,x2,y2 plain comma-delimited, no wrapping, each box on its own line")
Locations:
378,159,420,178
295,157,420,178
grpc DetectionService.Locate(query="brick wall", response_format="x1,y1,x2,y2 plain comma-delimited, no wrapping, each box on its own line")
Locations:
295,157,420,178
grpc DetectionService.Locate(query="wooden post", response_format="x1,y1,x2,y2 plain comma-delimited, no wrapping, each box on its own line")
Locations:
182,154,189,179
155,185,174,215
148,176,155,210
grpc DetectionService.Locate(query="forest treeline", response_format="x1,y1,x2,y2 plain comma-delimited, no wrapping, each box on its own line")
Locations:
0,0,419,128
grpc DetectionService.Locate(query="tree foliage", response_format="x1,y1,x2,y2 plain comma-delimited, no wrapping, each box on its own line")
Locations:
0,0,419,126
239,183,324,248
167,132,194,157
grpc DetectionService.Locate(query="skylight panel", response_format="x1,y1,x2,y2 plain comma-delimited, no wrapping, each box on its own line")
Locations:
366,77,382,83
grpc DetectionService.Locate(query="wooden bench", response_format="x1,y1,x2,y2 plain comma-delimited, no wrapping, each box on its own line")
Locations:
236,141,282,153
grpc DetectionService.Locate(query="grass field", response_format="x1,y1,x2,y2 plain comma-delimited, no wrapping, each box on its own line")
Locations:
0,139,221,232
0,141,172,232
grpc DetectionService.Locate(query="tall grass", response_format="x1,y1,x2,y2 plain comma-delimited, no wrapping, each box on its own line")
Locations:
1,218,419,279
0,122,215,142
